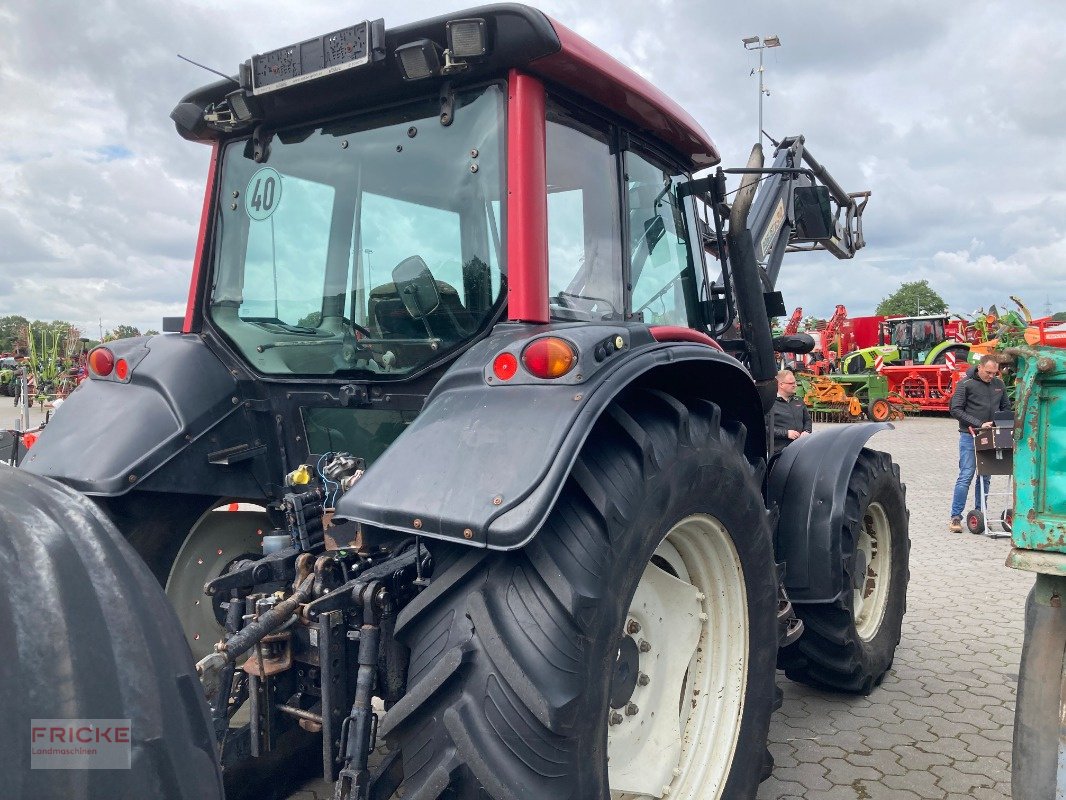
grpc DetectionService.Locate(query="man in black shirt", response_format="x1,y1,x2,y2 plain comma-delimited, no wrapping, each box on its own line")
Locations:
948,354,1012,532
770,369,813,454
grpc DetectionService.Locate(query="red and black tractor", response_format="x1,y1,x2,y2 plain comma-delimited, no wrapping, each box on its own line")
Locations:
5,6,906,800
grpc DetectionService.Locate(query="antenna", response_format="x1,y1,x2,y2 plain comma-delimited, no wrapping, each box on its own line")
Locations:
176,54,240,86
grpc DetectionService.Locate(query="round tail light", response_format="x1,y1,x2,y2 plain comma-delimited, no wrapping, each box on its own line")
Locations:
522,337,577,379
492,352,519,381
88,347,115,377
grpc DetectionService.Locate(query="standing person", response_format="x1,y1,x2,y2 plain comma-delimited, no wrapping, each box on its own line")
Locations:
948,354,1012,532
770,369,813,454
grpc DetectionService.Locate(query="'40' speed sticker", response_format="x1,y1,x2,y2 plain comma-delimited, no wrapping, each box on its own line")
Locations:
245,167,283,220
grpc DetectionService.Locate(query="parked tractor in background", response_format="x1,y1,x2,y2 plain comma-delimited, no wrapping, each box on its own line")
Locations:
840,314,972,374
4,6,909,800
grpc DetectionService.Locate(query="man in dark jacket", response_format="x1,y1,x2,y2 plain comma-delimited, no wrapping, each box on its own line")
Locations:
770,369,812,454
948,354,1012,531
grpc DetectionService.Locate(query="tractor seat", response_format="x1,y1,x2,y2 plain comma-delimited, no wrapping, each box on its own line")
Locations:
367,280,473,345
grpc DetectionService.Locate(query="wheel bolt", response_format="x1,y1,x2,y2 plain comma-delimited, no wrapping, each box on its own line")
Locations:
638,639,651,653
609,712,624,726
625,702,639,716
637,672,650,686
626,619,641,634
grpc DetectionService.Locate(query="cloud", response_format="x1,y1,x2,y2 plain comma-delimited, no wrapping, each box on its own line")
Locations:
1,0,1064,337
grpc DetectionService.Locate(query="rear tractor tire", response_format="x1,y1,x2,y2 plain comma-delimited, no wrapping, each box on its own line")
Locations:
780,449,909,694
382,388,780,799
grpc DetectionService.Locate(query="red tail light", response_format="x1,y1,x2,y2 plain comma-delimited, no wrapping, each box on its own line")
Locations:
493,352,518,381
115,358,129,380
522,337,576,379
88,347,115,377
22,432,38,449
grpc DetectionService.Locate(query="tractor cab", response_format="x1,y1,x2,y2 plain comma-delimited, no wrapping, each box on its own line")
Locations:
160,6,723,467
880,315,948,364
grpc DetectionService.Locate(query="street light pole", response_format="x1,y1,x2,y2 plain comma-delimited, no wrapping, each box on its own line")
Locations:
364,248,374,290
742,35,781,145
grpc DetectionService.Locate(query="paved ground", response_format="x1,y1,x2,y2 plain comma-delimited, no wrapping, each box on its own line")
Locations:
757,416,1027,800
285,415,1028,800
6,403,1027,798
10,401,1018,798
5,386,1026,797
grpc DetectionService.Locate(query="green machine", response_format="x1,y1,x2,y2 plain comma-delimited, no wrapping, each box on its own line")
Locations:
796,372,899,422
1007,342,1066,799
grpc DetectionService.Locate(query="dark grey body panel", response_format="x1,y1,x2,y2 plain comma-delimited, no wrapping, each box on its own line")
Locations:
20,334,267,498
334,321,764,549
767,422,892,603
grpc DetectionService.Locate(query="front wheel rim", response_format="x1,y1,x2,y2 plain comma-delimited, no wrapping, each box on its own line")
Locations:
854,502,892,641
165,507,267,661
607,514,748,800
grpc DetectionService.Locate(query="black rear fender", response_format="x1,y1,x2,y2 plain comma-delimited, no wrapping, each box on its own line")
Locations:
334,322,764,549
767,422,892,602
20,334,268,498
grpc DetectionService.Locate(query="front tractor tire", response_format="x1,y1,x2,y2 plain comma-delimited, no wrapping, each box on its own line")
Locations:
0,467,224,800
780,449,909,694
381,389,780,800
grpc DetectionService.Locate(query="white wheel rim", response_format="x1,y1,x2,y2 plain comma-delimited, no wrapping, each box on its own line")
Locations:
165,506,267,661
854,502,891,641
608,514,748,800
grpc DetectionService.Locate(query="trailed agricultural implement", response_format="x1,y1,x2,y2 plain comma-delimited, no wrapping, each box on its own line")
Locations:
5,7,908,800
798,373,911,422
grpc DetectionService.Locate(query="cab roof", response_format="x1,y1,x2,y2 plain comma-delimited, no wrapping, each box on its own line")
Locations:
176,3,719,169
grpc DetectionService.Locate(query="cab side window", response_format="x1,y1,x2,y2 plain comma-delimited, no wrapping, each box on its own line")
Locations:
545,101,623,321
626,150,697,328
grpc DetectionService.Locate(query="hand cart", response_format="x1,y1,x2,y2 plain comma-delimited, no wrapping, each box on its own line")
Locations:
965,412,1014,538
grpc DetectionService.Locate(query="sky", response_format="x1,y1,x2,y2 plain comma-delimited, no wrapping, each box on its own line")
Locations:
2,0,1065,338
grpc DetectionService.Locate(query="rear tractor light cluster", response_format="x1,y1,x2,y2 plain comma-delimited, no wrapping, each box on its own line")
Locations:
492,336,578,382
87,347,130,382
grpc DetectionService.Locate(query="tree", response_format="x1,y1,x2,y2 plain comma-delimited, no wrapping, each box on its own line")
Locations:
0,315,29,354
104,325,142,341
875,280,947,317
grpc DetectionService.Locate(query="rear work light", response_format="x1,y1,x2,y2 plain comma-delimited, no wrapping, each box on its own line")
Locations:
522,337,577,379
88,347,115,377
446,18,487,58
396,39,441,80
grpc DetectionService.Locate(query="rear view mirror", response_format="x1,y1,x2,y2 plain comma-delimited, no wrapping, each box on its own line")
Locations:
392,256,441,319
792,185,834,241
644,216,667,254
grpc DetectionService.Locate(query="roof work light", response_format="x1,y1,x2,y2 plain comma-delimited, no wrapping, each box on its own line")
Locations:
396,39,441,80
446,19,487,58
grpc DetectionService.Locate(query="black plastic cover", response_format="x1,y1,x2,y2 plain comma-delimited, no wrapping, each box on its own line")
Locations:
334,322,762,550
20,334,246,496
767,422,892,603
